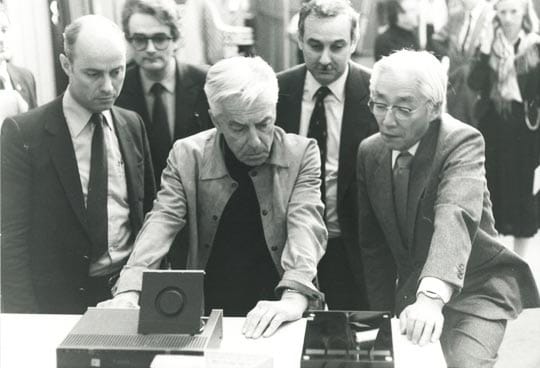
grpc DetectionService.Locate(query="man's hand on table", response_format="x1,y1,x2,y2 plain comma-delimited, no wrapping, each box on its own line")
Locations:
96,291,140,308
399,293,444,346
242,290,309,339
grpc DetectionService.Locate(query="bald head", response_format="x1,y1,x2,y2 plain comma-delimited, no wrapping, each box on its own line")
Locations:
60,15,127,113
63,14,125,62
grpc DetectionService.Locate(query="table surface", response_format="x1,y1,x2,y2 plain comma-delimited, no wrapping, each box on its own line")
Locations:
0,312,447,368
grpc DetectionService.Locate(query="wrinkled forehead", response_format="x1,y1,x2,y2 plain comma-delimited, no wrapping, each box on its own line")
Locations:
371,69,423,103
218,101,276,124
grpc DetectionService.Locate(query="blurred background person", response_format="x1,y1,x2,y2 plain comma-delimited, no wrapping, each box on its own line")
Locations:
468,0,540,257
374,0,421,61
0,5,37,120
431,0,494,127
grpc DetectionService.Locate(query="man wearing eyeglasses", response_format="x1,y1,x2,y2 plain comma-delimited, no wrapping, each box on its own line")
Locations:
116,0,212,187
276,0,377,310
357,50,539,367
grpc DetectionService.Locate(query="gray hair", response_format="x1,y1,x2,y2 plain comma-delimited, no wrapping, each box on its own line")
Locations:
63,15,124,61
371,50,447,114
298,0,359,42
121,0,180,40
204,56,278,116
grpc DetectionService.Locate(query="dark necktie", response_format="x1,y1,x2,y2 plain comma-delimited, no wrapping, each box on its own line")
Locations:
308,86,331,202
150,83,172,183
87,113,108,260
393,152,413,244
0,76,5,89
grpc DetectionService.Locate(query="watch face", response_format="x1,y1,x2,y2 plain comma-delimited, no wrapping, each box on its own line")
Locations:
301,311,394,367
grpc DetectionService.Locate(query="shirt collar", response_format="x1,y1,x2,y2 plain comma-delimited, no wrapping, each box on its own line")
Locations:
140,59,176,95
304,63,349,103
392,141,420,168
62,87,114,138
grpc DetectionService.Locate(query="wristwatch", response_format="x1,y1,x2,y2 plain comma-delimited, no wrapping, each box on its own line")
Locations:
417,290,445,304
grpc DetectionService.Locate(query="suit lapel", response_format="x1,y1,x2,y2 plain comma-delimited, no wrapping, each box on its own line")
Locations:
123,67,151,126
406,120,440,246
111,108,142,229
338,64,370,204
277,66,306,133
45,98,88,234
174,62,200,139
372,147,407,251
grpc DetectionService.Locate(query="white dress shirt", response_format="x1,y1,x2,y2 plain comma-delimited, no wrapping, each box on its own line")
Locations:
392,142,453,304
300,66,349,238
139,60,177,139
63,89,133,276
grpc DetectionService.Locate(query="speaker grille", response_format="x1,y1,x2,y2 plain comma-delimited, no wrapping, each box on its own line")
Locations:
61,334,208,350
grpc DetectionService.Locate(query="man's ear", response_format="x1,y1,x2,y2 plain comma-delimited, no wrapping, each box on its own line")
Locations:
297,33,304,51
59,53,71,76
209,110,220,130
428,101,443,121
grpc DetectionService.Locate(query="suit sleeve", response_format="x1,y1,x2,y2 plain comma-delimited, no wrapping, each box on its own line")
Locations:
0,118,39,312
277,139,327,302
138,115,156,213
419,128,486,291
356,143,397,312
114,141,188,294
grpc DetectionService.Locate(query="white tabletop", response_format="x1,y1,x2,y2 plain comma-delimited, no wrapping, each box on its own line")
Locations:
0,313,447,368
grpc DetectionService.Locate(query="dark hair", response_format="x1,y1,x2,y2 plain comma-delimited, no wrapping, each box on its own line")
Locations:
298,0,359,41
121,0,180,40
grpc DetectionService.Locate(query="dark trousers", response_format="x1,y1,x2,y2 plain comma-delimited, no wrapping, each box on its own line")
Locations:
441,309,507,368
317,237,368,310
84,273,116,308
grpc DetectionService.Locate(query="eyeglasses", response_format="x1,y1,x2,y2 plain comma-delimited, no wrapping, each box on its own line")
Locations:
368,99,427,120
127,33,173,51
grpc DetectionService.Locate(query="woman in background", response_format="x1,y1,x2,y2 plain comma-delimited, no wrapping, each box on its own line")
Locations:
469,0,540,256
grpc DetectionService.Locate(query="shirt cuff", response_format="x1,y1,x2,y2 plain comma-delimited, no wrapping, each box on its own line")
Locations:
417,277,454,304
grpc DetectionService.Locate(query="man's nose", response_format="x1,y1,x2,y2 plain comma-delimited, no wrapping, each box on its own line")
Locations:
101,75,114,93
319,47,331,65
146,39,156,52
246,126,262,147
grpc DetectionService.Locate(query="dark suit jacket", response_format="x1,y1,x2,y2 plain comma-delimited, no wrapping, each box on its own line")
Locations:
1,97,156,314
115,60,212,184
357,114,540,318
6,62,37,109
276,62,378,306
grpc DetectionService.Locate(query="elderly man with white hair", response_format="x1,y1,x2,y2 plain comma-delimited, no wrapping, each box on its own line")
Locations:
99,56,327,339
356,49,539,367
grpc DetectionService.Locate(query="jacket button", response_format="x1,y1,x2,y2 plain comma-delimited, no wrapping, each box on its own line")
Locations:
79,287,86,293
270,246,278,251
205,244,211,249
250,171,257,177
83,255,90,260
212,215,218,221
262,209,268,216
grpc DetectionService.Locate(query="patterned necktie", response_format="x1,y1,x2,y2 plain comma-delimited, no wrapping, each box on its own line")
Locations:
150,83,172,184
308,86,331,203
393,151,413,244
87,113,108,260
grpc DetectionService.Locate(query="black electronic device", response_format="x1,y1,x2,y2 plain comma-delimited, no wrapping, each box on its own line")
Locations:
138,270,204,334
300,311,394,368
57,270,221,368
